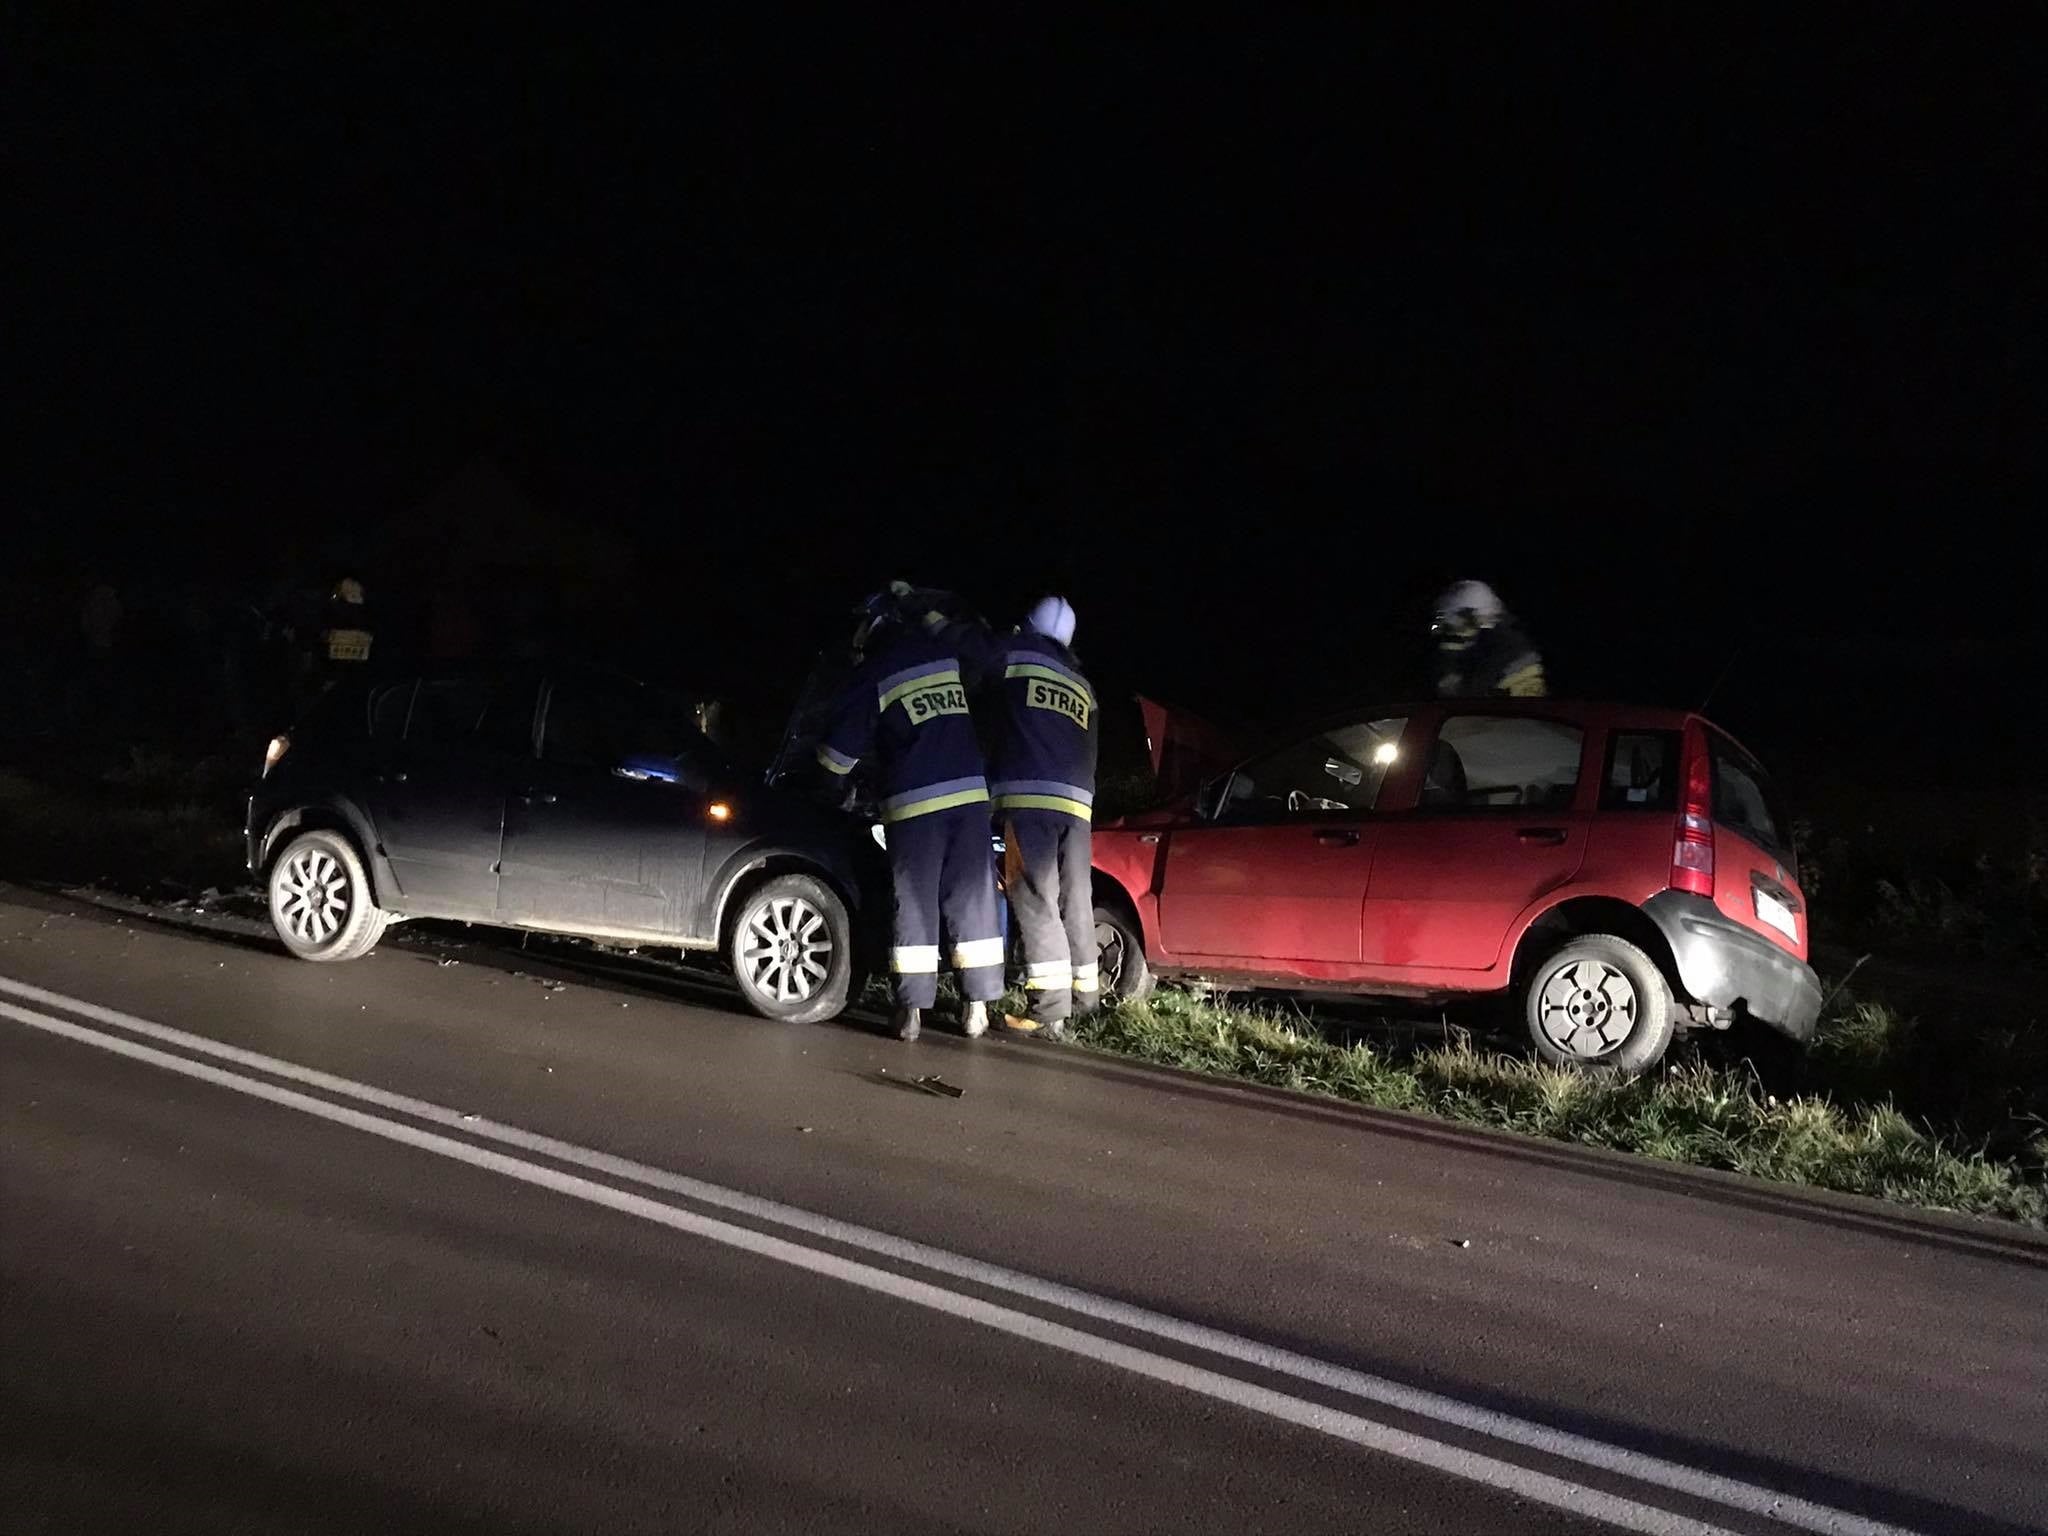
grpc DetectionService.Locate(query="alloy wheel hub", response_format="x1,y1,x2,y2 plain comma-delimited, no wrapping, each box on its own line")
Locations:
741,896,833,1005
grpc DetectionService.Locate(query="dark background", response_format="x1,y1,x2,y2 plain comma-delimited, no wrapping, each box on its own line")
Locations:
7,11,2044,819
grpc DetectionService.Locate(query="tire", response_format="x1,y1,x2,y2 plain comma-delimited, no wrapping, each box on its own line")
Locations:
727,873,854,1025
1093,903,1155,1004
1523,932,1675,1073
267,828,390,962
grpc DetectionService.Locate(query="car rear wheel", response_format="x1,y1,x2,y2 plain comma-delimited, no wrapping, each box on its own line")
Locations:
728,874,854,1025
267,829,390,962
1093,904,1154,1004
1524,933,1675,1074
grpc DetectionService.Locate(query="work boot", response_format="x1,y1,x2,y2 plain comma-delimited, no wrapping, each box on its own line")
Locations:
961,1001,989,1038
999,1012,1043,1037
893,1005,922,1042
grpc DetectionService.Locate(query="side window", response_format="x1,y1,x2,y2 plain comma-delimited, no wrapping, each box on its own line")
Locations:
543,678,646,770
1600,730,1679,811
474,682,538,759
1421,716,1583,810
1222,716,1407,819
369,680,416,741
407,677,496,748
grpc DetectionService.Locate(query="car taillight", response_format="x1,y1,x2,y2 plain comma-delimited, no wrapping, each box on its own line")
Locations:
1671,730,1714,896
262,735,290,778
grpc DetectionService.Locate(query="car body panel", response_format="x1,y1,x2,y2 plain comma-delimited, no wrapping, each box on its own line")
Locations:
496,763,711,939
365,745,509,919
1158,823,1377,962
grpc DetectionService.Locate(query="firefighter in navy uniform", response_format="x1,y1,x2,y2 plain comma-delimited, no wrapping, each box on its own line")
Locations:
817,588,1004,1041
978,596,1101,1039
1431,579,1547,699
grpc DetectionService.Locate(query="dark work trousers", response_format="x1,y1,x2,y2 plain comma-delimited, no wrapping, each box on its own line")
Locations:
887,805,1005,1009
1001,809,1097,1024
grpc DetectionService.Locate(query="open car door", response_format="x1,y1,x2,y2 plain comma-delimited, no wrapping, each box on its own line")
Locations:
1138,696,1244,802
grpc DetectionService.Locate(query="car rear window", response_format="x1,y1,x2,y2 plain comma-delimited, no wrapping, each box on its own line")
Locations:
1600,730,1679,811
1710,733,1788,861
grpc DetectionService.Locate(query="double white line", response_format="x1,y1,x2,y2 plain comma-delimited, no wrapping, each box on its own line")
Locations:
0,972,1919,1536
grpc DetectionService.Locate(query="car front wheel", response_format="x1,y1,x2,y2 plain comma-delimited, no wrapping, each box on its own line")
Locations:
267,828,390,962
1523,933,1675,1073
728,873,854,1025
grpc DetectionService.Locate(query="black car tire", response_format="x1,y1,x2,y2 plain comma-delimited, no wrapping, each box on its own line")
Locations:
1523,932,1675,1074
267,828,390,962
1093,903,1154,1004
727,873,854,1025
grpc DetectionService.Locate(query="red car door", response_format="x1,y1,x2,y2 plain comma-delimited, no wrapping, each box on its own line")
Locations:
1157,714,1411,966
1159,824,1376,962
1363,711,1591,972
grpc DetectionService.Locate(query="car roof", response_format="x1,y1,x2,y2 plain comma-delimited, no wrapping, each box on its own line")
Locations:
1302,697,1774,753
1318,697,1697,728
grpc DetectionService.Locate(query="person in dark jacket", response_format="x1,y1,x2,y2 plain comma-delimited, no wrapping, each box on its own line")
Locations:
1431,580,1547,698
944,595,1100,1038
817,586,1003,1041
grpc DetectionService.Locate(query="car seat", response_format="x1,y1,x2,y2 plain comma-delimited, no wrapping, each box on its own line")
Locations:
1421,741,1467,807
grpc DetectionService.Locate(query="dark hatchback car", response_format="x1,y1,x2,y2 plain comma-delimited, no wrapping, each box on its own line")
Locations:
246,664,876,1023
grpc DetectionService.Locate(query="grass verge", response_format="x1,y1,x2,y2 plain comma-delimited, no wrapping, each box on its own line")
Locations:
1069,988,2048,1228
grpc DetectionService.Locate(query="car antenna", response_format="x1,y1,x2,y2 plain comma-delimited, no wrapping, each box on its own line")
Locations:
1697,643,1742,713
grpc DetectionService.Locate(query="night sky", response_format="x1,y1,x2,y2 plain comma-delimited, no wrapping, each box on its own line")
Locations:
11,12,2045,782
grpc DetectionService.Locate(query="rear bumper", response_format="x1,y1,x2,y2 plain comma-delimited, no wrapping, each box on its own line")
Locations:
1643,891,1823,1042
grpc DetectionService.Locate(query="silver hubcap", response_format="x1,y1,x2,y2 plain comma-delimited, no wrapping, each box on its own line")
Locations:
277,847,350,946
1095,919,1124,995
740,896,833,1005
1536,958,1639,1059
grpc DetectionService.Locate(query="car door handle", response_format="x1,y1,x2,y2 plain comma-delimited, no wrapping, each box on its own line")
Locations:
1137,833,1162,845
1517,827,1568,845
1312,829,1361,847
518,789,557,805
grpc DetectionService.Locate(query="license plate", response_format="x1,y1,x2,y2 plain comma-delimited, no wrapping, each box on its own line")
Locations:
1754,888,1799,943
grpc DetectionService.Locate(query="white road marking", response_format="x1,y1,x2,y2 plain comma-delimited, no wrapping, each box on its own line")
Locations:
0,973,1924,1536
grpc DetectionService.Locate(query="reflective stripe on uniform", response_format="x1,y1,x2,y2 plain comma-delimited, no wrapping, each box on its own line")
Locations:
1500,659,1548,697
1003,655,1094,706
881,776,990,823
992,793,1091,821
816,743,858,775
990,779,1093,807
878,664,964,712
890,945,940,975
1023,959,1073,990
951,937,1006,970
883,788,990,822
1071,961,1100,993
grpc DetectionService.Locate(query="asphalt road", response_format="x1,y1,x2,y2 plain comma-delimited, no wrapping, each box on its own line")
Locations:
2,882,2043,1535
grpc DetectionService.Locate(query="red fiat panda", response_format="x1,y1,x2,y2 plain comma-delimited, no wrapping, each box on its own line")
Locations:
1090,700,1820,1072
